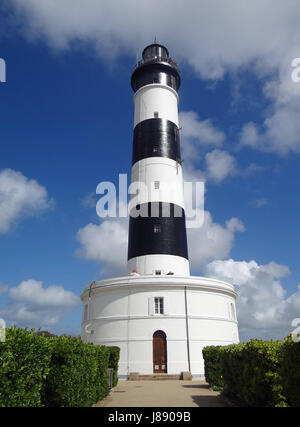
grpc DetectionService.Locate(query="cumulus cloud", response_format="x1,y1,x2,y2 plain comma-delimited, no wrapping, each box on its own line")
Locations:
187,211,245,271
6,0,300,155
180,111,225,162
4,1,298,76
0,279,80,329
76,216,128,276
205,149,237,183
205,259,300,340
0,169,54,234
179,113,257,183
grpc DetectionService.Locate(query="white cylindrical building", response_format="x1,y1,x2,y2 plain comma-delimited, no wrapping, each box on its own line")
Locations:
81,43,239,378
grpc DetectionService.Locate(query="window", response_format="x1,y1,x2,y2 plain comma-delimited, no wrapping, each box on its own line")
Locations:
153,145,159,153
148,296,169,316
230,303,236,320
83,304,88,321
154,297,164,314
154,224,161,233
154,181,160,189
228,303,236,320
154,111,159,118
155,270,162,275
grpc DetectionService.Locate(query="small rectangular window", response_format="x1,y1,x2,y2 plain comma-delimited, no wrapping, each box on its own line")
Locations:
155,270,162,275
154,181,160,189
230,303,236,320
154,224,161,233
154,111,159,118
154,297,164,314
83,304,88,321
153,145,159,153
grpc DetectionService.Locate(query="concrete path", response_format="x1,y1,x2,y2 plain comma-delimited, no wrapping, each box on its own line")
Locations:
94,379,229,407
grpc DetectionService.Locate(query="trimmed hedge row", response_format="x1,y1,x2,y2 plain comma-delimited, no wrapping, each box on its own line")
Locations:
280,336,300,407
203,338,300,407
109,346,120,388
0,327,52,407
202,346,225,390
0,327,120,407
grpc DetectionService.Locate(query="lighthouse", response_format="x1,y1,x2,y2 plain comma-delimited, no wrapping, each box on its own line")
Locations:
128,43,189,277
81,43,239,378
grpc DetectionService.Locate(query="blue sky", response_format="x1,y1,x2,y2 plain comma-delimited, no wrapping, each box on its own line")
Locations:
0,1,300,340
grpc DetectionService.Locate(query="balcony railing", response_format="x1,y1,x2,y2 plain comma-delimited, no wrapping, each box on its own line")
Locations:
133,56,179,72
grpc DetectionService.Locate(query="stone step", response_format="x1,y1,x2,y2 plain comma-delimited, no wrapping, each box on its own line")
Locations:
129,373,185,381
140,374,181,381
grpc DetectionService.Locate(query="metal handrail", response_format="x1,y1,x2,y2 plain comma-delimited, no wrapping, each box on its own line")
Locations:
133,56,179,72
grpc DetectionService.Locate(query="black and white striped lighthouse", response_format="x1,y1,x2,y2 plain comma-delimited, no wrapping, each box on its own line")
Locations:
81,43,239,377
127,43,190,276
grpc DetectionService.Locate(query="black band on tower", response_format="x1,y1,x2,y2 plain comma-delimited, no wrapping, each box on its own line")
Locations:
131,62,180,92
127,202,188,261
132,118,181,165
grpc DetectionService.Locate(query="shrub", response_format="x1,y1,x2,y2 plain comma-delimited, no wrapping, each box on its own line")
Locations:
202,340,287,407
0,328,120,407
44,336,99,407
94,346,110,401
108,346,120,387
281,336,300,407
202,346,225,390
0,327,52,407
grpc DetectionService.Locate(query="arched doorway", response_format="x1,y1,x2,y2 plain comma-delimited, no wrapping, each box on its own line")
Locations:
153,330,167,373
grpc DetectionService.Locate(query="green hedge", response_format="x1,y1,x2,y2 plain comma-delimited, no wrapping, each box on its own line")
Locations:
0,327,120,407
0,327,52,407
202,346,225,390
109,346,120,387
281,336,300,407
203,340,287,407
44,336,99,407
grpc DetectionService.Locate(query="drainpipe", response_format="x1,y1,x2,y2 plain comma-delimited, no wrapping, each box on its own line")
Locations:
184,286,191,372
87,281,95,341
127,286,131,377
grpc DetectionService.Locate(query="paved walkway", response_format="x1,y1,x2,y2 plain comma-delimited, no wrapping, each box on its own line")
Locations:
94,379,229,407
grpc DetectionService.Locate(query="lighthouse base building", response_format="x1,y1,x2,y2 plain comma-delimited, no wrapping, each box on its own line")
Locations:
81,43,239,378
81,275,239,378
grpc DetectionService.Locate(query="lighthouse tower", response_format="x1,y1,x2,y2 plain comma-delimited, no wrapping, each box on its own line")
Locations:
128,43,189,277
81,43,239,378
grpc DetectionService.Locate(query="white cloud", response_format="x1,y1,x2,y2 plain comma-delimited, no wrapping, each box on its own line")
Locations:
76,216,128,276
179,114,257,184
180,111,225,162
81,192,97,209
0,279,80,329
205,259,300,340
250,197,268,208
226,218,246,233
187,211,245,271
7,0,300,155
205,149,237,183
0,169,54,234
5,1,298,76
